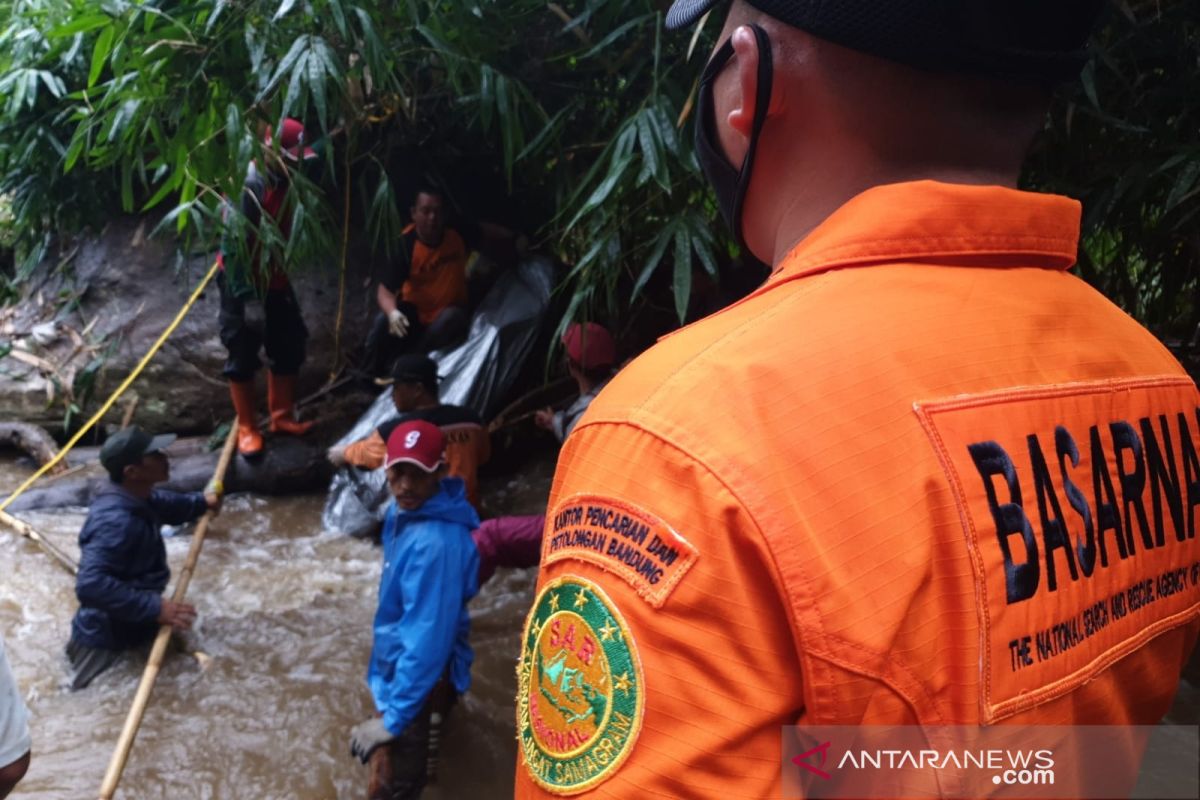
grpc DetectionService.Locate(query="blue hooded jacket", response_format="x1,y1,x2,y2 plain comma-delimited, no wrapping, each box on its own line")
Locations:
368,477,480,735
71,483,208,650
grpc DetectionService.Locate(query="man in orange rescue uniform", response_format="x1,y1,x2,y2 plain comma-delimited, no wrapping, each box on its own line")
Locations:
515,1,1200,797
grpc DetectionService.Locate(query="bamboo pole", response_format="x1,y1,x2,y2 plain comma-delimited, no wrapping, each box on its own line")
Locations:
97,424,238,800
0,508,78,575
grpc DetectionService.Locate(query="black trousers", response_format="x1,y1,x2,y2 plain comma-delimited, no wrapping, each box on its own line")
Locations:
217,272,308,381
362,304,468,378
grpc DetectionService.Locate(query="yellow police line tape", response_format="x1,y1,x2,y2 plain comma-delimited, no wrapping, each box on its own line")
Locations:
0,259,220,513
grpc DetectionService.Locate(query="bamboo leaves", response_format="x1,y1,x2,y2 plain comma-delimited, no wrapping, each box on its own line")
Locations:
2,0,735,334
88,24,113,87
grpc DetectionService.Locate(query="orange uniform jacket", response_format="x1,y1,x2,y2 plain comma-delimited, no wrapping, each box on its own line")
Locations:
343,405,490,508
514,181,1200,798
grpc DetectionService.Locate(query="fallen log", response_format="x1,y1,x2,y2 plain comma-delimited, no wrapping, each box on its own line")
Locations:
7,435,333,512
0,421,66,473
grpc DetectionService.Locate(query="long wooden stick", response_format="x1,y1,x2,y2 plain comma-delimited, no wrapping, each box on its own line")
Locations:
97,425,238,800
0,508,78,575
486,376,574,433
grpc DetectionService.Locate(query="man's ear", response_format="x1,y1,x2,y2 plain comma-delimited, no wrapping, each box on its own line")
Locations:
726,25,762,138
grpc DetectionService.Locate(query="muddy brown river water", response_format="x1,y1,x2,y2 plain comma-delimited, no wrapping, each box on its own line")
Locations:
1,452,555,799
2,450,1198,799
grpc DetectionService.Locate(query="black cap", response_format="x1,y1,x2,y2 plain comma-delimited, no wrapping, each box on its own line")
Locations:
665,0,1105,83
387,355,439,393
100,426,176,477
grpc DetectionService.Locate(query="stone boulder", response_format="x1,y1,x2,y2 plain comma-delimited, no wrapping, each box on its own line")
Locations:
0,217,378,436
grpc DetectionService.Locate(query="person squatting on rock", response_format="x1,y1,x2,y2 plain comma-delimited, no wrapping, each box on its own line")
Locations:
363,186,475,379
534,322,617,443
349,421,479,800
513,0,1200,797
66,427,220,691
0,634,31,799
363,185,525,379
218,117,322,457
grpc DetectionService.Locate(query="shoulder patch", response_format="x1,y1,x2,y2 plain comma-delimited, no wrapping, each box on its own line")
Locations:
542,494,699,608
517,575,644,794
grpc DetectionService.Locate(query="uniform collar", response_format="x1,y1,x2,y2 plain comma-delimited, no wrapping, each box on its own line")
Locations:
767,180,1081,286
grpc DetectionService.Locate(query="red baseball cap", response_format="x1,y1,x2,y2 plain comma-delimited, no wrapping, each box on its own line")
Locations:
265,118,316,161
384,420,445,472
562,322,616,370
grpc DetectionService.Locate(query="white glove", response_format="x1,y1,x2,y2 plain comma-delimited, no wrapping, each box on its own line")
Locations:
349,716,396,763
387,309,410,338
242,299,266,333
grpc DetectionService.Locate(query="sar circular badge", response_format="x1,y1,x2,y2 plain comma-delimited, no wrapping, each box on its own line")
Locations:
517,575,644,794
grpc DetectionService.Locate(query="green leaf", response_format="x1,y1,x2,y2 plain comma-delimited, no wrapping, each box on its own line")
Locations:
206,0,227,34
47,14,111,38
120,159,133,211
672,225,693,322
479,66,494,132
328,0,348,36
146,205,180,240
274,0,300,22
580,15,649,60
245,23,265,73
1079,60,1099,108
9,70,30,115
225,103,241,155
140,171,178,211
88,25,114,88
261,36,308,99
64,132,86,172
635,109,668,190
567,233,611,281
688,217,718,277
565,152,632,233
281,50,309,121
1165,159,1200,213
633,222,674,298
309,44,328,131
38,71,66,99
516,103,572,162
650,101,680,156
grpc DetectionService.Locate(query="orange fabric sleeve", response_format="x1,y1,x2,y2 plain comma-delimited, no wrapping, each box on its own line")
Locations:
343,431,386,470
514,420,805,799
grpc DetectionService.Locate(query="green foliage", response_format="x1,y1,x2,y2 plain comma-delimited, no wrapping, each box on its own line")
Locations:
1025,1,1200,338
0,0,722,323
0,0,1195,336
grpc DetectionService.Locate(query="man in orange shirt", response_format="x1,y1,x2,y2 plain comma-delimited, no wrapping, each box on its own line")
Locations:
364,186,472,378
515,2,1200,797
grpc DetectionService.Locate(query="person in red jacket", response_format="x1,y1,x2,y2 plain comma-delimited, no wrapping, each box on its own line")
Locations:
218,118,319,457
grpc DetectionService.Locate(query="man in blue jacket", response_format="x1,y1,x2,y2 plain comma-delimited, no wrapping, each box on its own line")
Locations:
66,427,220,691
349,420,480,800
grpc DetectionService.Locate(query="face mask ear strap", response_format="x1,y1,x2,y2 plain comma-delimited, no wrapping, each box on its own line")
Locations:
730,23,773,235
